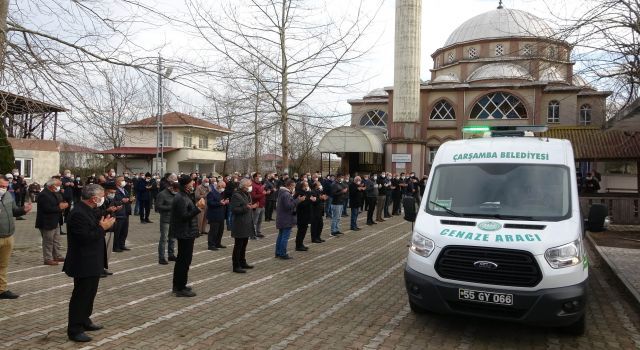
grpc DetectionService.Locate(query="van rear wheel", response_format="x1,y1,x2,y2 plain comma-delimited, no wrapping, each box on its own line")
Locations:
562,315,585,336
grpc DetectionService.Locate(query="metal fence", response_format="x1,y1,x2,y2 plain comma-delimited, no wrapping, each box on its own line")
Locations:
580,195,640,225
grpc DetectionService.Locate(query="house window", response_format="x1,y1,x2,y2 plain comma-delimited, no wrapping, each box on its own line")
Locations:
495,44,504,56
199,135,209,149
429,100,456,120
579,104,592,125
162,131,172,147
468,47,478,59
547,100,560,123
435,57,440,68
470,92,527,119
14,158,32,179
548,46,556,59
359,110,388,128
523,44,533,56
429,147,439,164
448,52,455,63
183,134,192,148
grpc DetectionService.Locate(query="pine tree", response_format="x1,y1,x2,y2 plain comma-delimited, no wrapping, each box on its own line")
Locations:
0,124,15,174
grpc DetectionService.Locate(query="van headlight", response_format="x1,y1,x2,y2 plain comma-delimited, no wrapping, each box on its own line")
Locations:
410,232,435,257
545,239,582,269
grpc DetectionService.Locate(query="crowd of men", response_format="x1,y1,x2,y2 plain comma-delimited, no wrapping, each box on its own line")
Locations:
0,167,427,342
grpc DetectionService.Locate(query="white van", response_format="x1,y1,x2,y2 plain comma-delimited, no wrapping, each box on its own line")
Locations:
404,126,588,334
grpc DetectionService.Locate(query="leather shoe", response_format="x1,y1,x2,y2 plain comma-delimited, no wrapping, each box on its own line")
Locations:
311,240,322,243
113,248,123,253
240,263,254,269
208,247,219,251
320,239,326,242
69,332,92,342
145,220,153,224
217,244,227,249
44,260,59,266
256,233,265,238
168,255,177,261
233,267,247,273
174,289,197,297
121,247,131,251
0,290,19,299
277,255,293,260
249,236,257,240
84,323,103,331
54,257,65,262
103,269,113,275
295,246,308,251
159,259,169,265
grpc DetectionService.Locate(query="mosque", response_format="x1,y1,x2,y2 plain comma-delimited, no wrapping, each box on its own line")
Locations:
318,2,640,192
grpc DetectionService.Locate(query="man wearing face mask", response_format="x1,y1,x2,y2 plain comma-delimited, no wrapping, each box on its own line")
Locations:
376,172,387,223
276,179,303,259
171,175,205,296
329,174,348,236
391,173,402,216
113,176,132,252
63,184,115,342
224,175,239,231
194,178,211,236
155,174,178,264
135,172,153,224
0,175,32,300
61,170,75,229
250,173,266,240
348,176,365,231
206,180,229,250
364,173,378,225
97,184,122,277
230,178,257,272
295,181,313,251
36,178,68,266
264,173,277,222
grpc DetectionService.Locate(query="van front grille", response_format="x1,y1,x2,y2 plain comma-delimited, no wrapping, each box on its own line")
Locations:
435,246,542,287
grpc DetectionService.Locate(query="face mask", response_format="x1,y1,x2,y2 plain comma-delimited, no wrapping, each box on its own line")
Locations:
203,182,209,186
381,174,386,178
55,186,61,192
401,176,405,180
96,196,105,207
120,181,126,187
124,174,129,178
318,186,323,191
146,178,151,182
0,188,6,196
303,187,309,192
257,177,262,182
356,181,361,185
12,172,18,176
247,186,253,193
218,187,225,193
373,176,378,180
109,173,115,177
107,193,116,199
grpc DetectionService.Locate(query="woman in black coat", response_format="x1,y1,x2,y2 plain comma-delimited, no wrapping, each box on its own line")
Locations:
295,181,313,251
230,178,257,273
310,180,327,243
170,175,204,297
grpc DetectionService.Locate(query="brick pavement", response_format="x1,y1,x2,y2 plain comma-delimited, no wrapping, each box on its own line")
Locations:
1,212,640,349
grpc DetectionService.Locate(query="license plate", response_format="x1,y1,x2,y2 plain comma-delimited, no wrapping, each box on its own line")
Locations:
458,288,513,305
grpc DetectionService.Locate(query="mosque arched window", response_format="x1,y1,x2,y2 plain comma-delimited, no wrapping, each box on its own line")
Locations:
359,110,388,127
548,100,560,123
470,92,527,119
579,104,592,126
430,100,456,120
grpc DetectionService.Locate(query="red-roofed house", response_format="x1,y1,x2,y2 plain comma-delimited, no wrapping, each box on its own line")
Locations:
98,112,232,174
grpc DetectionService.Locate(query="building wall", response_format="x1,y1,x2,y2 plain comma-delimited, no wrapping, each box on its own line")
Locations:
14,149,59,185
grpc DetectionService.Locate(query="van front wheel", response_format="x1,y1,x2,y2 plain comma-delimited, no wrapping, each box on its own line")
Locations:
562,315,585,336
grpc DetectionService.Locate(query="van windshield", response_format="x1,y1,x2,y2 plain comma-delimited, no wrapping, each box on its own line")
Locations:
426,163,571,221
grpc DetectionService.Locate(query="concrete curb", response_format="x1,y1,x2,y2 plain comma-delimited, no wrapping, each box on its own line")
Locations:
586,232,640,308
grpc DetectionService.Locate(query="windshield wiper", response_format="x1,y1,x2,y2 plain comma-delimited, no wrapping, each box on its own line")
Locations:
461,213,540,221
429,201,462,217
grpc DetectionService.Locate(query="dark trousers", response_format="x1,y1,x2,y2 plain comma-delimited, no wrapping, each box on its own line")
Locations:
296,222,309,248
265,200,276,221
172,238,195,291
68,276,100,336
366,197,377,223
232,237,249,268
392,196,402,215
310,215,323,241
138,199,151,222
114,217,129,250
208,220,225,248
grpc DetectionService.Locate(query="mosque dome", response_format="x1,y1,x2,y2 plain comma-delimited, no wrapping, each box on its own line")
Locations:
444,7,554,48
467,62,533,82
364,88,388,98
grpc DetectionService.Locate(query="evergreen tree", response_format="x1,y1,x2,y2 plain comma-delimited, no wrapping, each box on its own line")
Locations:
0,124,15,174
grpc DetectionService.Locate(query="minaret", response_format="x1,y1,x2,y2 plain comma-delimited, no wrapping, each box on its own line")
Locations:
388,0,425,174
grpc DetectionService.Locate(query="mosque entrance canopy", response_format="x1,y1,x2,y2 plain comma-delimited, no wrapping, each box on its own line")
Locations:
318,126,386,154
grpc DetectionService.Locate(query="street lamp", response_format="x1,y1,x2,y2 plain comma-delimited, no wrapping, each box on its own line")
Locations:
156,54,173,175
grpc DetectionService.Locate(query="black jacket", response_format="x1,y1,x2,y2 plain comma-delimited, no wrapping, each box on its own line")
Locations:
169,191,201,240
295,189,312,225
114,187,132,218
331,181,347,205
348,182,364,208
35,188,61,230
63,201,107,277
230,190,255,239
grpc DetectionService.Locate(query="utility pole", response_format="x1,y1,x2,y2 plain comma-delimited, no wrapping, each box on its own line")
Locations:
156,54,162,175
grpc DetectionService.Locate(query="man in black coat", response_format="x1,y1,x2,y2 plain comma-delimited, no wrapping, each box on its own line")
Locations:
113,176,132,252
36,178,67,265
170,175,204,297
63,184,115,342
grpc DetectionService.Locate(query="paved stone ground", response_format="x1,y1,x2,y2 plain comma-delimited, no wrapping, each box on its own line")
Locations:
2,212,640,349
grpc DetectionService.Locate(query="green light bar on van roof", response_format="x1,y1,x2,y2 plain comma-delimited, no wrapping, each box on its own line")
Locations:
462,126,491,133
462,125,549,133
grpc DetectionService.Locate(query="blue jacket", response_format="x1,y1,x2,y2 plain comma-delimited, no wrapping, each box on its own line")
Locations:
276,188,299,229
206,189,226,222
135,179,151,200
114,187,132,218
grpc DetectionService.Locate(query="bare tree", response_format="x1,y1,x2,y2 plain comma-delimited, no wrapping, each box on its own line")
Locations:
186,0,381,171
